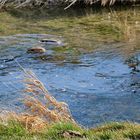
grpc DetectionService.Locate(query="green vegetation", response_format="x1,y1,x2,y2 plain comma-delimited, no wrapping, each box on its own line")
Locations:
1,121,140,140
0,4,140,140
0,120,30,140
0,7,139,57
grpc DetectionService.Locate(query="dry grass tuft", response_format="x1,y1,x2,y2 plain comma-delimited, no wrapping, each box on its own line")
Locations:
0,70,76,132
0,111,46,132
17,114,47,132
23,70,75,124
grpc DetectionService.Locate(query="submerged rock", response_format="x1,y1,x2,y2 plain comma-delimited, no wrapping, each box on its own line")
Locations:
40,39,62,45
128,63,138,70
126,56,139,71
27,47,46,53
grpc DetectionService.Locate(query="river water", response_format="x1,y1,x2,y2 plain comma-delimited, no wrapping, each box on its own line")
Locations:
0,7,140,127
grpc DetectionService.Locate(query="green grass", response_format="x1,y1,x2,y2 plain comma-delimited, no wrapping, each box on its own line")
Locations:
1,120,140,140
0,120,31,140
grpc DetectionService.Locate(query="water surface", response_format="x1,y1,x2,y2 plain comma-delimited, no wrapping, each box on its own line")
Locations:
0,7,140,127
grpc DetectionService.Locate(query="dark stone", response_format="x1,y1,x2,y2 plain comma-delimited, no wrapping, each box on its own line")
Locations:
58,130,86,138
40,39,61,45
27,47,46,53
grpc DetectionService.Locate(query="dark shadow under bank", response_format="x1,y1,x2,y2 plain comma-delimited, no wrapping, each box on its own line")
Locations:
1,4,139,21
0,0,140,9
0,0,139,10
73,0,140,7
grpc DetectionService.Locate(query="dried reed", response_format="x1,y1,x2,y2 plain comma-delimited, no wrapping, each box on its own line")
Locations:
0,69,76,131
0,110,46,132
23,70,76,124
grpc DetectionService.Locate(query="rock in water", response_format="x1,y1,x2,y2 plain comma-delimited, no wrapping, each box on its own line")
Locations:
27,47,46,53
58,130,86,138
40,39,61,45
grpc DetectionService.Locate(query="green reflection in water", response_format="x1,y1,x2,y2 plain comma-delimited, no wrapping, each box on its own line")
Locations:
0,7,140,57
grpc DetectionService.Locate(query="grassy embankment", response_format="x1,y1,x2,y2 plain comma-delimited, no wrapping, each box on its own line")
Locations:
1,120,140,140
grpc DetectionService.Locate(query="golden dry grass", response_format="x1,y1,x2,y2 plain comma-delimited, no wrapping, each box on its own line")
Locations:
23,70,76,124
0,111,46,132
0,70,76,132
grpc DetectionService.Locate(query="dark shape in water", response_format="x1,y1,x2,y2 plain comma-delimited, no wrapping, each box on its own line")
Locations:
27,47,46,53
40,39,62,45
126,56,139,71
128,63,138,71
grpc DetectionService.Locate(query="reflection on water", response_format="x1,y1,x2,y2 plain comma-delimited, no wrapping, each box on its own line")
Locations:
0,7,140,127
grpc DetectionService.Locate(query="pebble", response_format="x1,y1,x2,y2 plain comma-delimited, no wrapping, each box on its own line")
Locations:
27,47,46,53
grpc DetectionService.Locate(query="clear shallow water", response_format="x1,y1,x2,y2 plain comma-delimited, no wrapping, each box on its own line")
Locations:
0,7,140,127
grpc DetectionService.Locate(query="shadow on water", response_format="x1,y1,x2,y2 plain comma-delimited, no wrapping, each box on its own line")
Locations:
0,6,140,127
